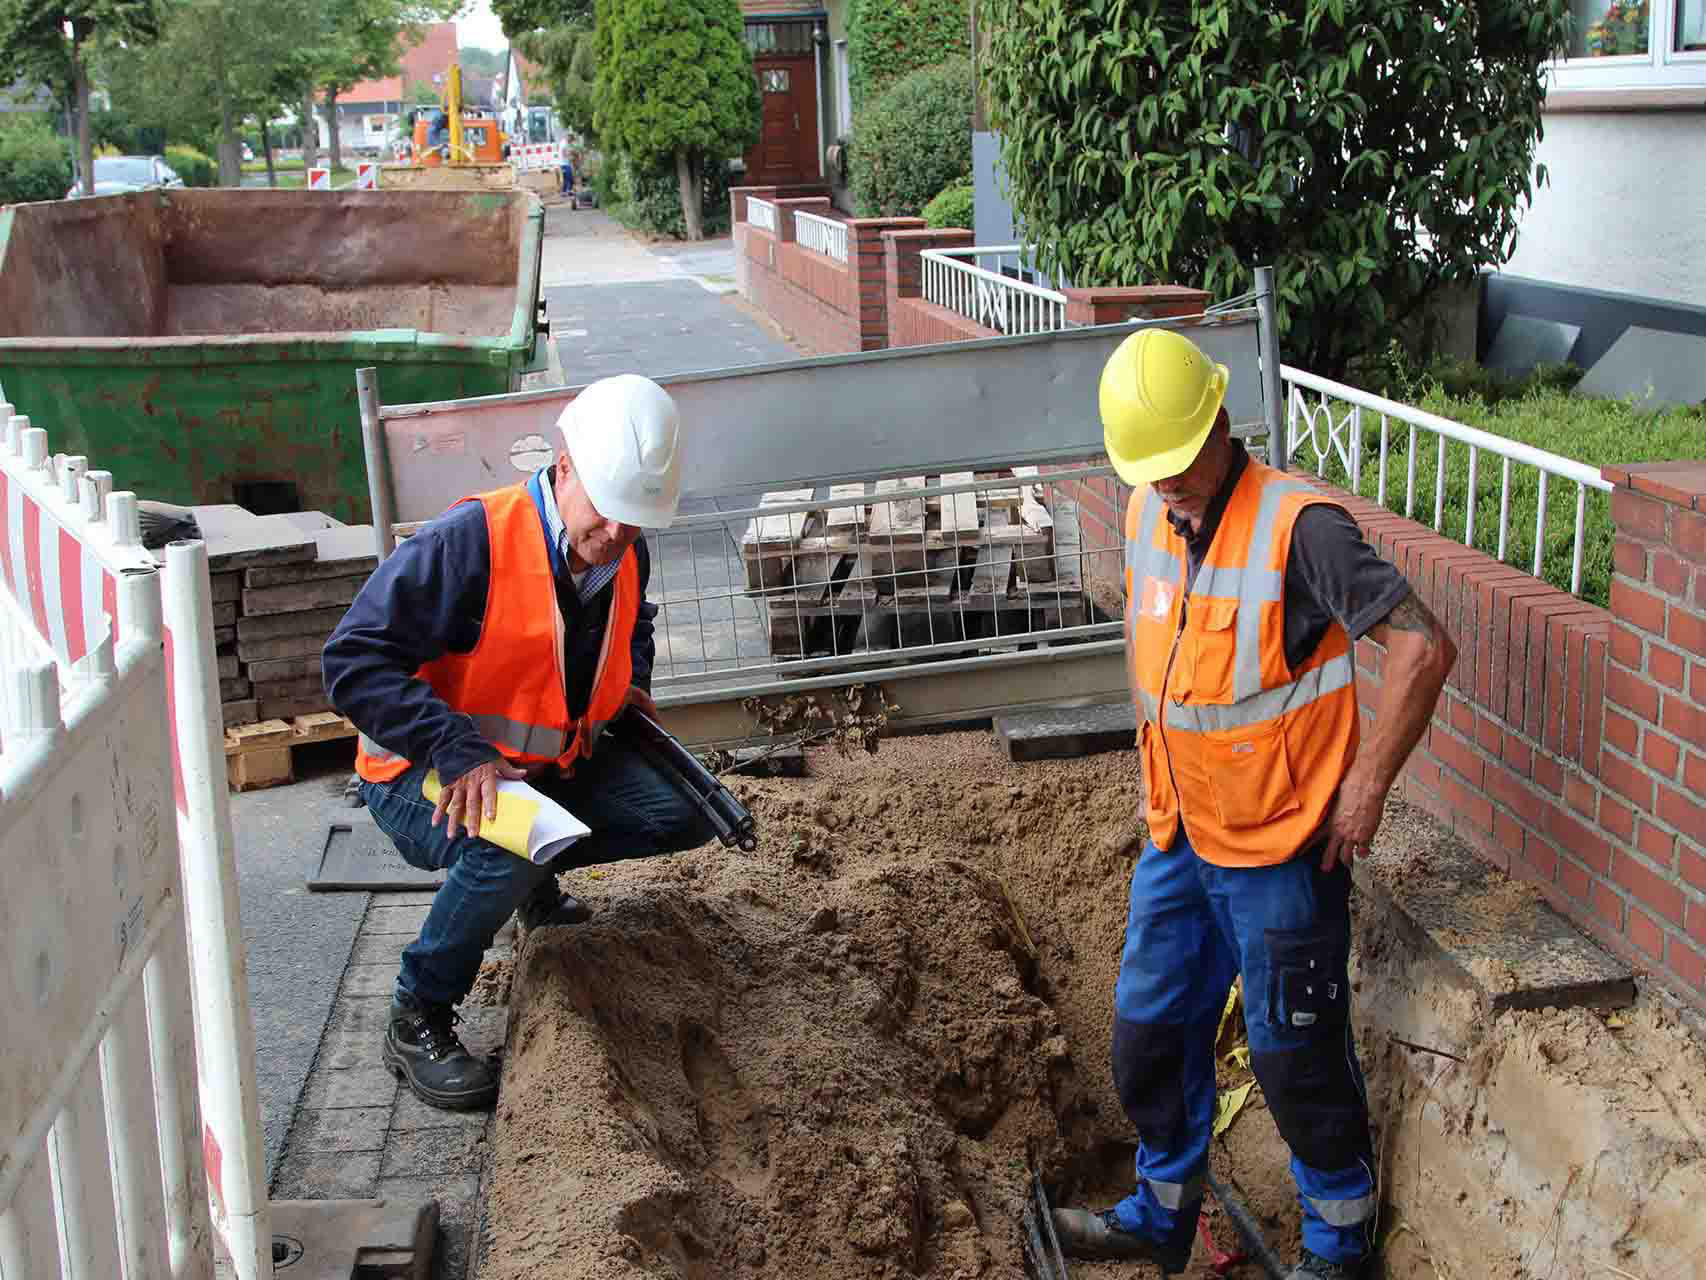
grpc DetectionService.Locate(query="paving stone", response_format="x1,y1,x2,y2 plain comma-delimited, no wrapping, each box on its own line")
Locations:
381,1127,489,1179
1355,824,1635,1012
342,964,403,998
315,1028,382,1072
243,572,369,618
329,996,393,1034
287,1106,391,1153
301,1065,398,1110
994,700,1138,762
349,932,412,966
246,526,380,587
392,1087,495,1132
236,605,350,644
271,1148,382,1200
366,903,433,934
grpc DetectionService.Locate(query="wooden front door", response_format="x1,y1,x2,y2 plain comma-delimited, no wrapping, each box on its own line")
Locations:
745,54,819,186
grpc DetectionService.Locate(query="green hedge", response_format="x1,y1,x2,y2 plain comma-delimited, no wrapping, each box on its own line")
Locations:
850,55,972,217
165,145,215,188
921,178,973,230
602,153,732,239
847,0,969,112
0,116,72,205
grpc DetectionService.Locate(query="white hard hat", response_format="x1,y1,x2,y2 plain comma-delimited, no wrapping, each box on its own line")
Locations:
557,374,682,528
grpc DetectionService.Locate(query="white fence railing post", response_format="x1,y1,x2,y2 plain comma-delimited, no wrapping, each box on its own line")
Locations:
1276,365,1613,599
793,209,848,263
747,197,778,234
162,539,272,1280
918,245,1068,336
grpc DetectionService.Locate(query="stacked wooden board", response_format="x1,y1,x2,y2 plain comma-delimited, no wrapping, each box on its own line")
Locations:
739,467,1087,658
180,506,379,729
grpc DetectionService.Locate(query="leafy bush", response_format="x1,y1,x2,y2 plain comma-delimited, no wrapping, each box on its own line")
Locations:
164,145,214,188
978,0,1574,377
921,178,973,230
850,55,972,217
0,116,72,205
847,0,970,111
604,153,732,239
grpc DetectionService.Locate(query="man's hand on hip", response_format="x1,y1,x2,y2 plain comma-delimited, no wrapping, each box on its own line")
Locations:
1321,762,1385,872
434,757,528,841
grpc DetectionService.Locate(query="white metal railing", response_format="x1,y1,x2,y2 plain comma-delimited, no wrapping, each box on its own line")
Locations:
920,245,1069,337
1280,366,1613,597
0,403,271,1278
793,209,848,263
746,197,778,234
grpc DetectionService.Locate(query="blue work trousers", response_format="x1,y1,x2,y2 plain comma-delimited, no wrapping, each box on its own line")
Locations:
560,163,574,195
1111,830,1376,1264
361,746,717,1007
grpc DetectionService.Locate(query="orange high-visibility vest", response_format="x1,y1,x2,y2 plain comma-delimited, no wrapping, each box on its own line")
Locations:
355,483,639,784
1124,460,1359,866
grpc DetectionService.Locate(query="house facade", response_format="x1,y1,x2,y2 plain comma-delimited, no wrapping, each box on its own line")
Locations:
325,22,461,156
738,0,852,206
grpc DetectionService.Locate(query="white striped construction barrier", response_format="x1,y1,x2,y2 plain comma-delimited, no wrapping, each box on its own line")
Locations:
355,162,378,190
307,166,330,190
510,143,562,174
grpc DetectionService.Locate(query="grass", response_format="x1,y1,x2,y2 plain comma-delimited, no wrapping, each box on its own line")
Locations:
1290,362,1706,607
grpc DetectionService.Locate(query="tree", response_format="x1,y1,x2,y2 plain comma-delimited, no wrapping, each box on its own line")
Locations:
593,0,757,240
491,0,591,39
0,0,160,196
515,20,594,139
978,0,1574,376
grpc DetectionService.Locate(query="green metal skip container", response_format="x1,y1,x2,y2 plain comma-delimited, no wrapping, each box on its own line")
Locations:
0,187,545,521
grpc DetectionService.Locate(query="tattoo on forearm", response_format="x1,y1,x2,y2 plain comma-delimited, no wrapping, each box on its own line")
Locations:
1382,591,1438,636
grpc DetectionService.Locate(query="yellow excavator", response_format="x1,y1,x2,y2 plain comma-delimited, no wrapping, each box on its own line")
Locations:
382,63,516,190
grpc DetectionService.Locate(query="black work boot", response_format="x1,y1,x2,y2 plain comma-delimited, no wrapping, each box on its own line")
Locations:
1288,1249,1372,1279
1050,1207,1195,1274
515,879,592,933
382,992,498,1111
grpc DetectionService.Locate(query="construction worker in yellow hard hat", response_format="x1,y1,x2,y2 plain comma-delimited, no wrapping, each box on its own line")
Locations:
1052,325,1457,1280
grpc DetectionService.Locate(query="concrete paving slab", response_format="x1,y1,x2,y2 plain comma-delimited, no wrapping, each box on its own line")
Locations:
1576,326,1706,408
230,774,370,1178
350,933,413,966
994,701,1139,761
548,280,792,384
272,1149,383,1200
300,1065,399,1110
366,903,434,934
1485,314,1581,379
380,1127,489,1178
289,1106,393,1153
1355,824,1636,1011
391,1089,495,1133
344,963,406,997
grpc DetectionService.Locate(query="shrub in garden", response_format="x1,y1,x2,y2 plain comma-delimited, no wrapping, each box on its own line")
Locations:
164,145,214,187
0,115,72,204
922,178,974,229
850,55,972,217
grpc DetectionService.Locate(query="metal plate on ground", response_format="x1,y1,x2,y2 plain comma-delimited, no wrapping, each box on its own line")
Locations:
309,821,444,893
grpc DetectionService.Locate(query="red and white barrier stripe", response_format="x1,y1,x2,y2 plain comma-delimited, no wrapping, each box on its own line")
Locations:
355,162,378,190
307,166,330,190
0,428,121,664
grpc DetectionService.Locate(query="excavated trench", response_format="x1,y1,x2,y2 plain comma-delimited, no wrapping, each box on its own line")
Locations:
477,733,1706,1280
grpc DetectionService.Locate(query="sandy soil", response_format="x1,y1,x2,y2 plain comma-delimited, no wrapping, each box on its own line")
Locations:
477,734,1706,1279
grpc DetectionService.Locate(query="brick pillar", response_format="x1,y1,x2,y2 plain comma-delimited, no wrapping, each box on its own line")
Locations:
1061,285,1213,326
882,227,975,302
774,196,832,245
728,184,780,225
1600,461,1706,996
849,216,924,350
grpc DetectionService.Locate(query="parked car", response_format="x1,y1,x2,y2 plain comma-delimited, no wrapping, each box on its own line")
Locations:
66,155,186,199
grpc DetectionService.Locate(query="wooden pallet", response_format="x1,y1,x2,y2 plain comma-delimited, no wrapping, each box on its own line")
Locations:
224,712,358,791
743,474,1089,659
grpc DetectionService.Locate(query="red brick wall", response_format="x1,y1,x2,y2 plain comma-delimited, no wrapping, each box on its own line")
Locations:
731,191,923,355
1324,464,1706,1008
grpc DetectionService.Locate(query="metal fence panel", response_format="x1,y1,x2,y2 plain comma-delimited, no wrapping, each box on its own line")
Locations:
365,312,1264,530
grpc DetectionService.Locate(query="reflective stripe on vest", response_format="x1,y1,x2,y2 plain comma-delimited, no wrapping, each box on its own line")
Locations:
1124,460,1360,867
354,483,639,784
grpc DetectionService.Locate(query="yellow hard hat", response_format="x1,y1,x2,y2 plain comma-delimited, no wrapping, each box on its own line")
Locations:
1099,328,1230,485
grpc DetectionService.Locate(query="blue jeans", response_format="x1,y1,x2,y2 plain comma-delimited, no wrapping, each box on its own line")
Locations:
1111,831,1375,1263
361,746,717,1007
560,164,573,194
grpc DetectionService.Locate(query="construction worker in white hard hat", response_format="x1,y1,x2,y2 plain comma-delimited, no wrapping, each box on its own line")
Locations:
324,374,718,1111
1050,328,1456,1280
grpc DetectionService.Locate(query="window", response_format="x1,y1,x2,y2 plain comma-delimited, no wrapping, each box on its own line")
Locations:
761,69,790,93
743,22,813,55
1551,0,1706,91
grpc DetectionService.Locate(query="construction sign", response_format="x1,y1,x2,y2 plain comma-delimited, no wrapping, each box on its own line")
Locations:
307,167,330,190
355,162,378,190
